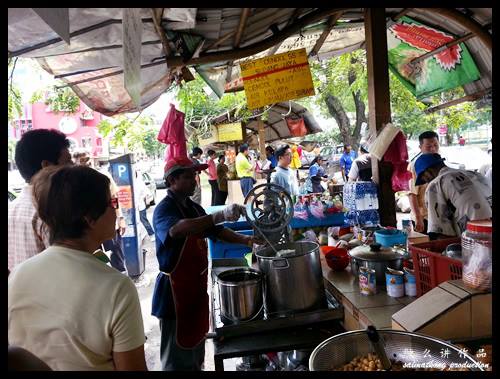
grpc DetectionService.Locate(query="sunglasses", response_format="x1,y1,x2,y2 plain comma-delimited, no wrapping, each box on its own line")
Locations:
109,197,120,209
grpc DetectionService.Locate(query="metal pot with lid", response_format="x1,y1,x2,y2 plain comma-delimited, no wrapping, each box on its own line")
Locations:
255,241,326,317
348,243,405,284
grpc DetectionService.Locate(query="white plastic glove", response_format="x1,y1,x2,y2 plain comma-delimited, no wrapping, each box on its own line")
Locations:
212,204,246,224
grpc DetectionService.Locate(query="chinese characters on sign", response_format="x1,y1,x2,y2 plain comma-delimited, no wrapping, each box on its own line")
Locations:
240,48,315,110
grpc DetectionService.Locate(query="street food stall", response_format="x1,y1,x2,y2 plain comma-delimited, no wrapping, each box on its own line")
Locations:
8,7,492,372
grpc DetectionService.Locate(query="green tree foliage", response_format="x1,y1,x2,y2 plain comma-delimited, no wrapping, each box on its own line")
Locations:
97,115,164,158
8,59,23,122
173,75,251,146
45,86,80,114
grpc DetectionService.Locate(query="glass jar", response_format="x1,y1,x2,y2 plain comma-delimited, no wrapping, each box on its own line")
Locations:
461,220,492,291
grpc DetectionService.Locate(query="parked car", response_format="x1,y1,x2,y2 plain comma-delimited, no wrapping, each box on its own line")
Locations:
299,149,317,168
141,171,156,206
150,165,167,189
320,144,344,173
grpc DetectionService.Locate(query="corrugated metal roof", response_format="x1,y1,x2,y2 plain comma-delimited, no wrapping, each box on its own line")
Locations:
8,8,492,116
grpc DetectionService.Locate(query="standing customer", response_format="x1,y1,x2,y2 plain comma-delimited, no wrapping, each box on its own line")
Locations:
216,154,229,205
307,156,328,193
339,144,357,182
152,156,260,370
206,149,219,206
8,165,147,370
270,145,299,196
8,129,73,271
235,144,255,198
190,147,203,204
414,153,491,239
408,131,439,233
135,171,155,242
348,144,372,182
77,155,128,273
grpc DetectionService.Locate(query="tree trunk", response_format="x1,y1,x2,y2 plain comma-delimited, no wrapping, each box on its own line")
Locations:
348,58,367,151
324,94,351,145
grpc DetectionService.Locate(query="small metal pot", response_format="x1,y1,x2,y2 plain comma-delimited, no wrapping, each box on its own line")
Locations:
217,268,263,323
349,243,404,284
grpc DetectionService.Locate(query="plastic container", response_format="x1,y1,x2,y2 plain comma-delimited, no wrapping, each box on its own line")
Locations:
461,220,492,291
208,229,253,259
374,229,407,247
409,238,462,297
323,248,350,271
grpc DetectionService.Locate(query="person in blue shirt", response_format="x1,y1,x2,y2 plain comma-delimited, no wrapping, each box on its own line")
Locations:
152,156,260,371
339,144,357,182
266,146,277,169
307,155,328,193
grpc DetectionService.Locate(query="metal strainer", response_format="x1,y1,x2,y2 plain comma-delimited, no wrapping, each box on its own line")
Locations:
309,329,484,371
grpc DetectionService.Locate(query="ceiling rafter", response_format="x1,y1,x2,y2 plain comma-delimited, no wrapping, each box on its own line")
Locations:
56,7,349,88
309,11,344,57
267,8,305,56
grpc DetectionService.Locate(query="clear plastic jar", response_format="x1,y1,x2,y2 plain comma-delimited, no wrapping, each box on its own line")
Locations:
461,220,492,291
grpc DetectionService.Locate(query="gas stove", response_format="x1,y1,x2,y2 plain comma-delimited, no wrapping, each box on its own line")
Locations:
209,258,343,339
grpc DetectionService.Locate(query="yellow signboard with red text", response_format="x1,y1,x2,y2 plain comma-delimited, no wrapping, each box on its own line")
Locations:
240,48,315,110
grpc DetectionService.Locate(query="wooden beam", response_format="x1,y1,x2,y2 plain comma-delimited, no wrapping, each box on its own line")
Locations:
203,30,237,52
409,32,475,67
419,8,492,51
9,18,156,58
56,8,349,87
267,8,305,56
151,8,172,56
392,8,412,21
365,7,396,227
234,8,251,48
309,12,343,57
424,88,491,114
257,117,267,158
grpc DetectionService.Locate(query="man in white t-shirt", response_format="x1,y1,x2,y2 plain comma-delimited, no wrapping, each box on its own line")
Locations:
270,145,299,196
414,153,491,239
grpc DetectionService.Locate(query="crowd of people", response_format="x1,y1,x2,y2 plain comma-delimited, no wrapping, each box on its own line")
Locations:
7,129,263,371
7,127,492,371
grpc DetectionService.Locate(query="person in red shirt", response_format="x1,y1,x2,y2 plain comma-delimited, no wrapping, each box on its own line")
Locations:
206,149,219,206
458,136,466,146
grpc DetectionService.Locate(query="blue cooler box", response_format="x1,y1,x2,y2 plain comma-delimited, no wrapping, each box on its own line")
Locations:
208,229,253,259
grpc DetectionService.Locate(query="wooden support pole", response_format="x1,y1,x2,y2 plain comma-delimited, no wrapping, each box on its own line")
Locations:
257,117,267,159
365,8,396,227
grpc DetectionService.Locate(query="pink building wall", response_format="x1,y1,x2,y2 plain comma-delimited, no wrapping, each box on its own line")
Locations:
14,101,106,158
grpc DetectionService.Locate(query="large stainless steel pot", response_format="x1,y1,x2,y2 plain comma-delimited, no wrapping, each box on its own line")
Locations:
255,241,326,317
348,243,404,284
217,268,263,323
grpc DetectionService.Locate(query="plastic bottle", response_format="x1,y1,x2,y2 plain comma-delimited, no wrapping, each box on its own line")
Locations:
461,220,492,291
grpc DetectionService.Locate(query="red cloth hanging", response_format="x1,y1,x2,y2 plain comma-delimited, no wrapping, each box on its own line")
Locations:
383,131,412,192
158,103,187,162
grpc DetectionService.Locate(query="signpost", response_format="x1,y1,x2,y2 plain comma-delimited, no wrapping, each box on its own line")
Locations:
240,48,315,110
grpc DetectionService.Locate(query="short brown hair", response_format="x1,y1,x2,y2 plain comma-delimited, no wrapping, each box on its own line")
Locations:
31,165,111,244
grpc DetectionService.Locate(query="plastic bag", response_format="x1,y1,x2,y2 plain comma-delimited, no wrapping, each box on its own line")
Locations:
462,244,492,291
309,198,325,219
293,199,308,220
286,117,307,137
303,229,318,243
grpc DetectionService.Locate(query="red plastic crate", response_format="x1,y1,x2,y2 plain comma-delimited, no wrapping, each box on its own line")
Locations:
409,238,462,297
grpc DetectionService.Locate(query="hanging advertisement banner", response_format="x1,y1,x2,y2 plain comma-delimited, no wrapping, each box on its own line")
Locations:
217,122,243,142
387,16,480,100
240,48,315,110
198,125,219,146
